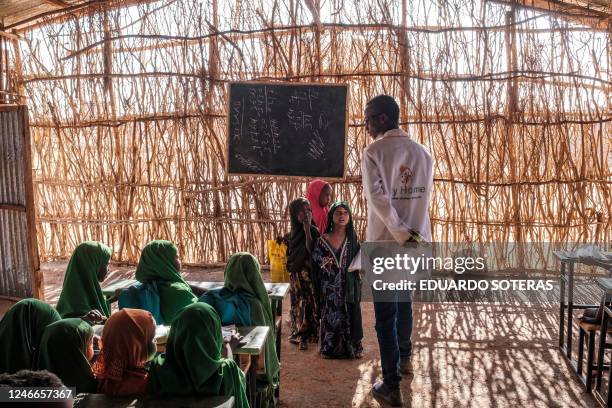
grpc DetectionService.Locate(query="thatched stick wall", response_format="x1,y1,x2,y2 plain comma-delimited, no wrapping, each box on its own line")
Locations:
7,0,610,269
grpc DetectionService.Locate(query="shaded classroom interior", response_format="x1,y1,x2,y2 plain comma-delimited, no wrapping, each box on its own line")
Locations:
0,0,610,407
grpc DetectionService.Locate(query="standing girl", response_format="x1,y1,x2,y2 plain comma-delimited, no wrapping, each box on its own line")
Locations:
305,179,332,234
313,201,363,359
286,198,320,350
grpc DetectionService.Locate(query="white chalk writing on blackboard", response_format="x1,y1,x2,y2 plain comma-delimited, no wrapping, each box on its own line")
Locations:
227,82,346,177
287,109,313,131
307,130,325,160
289,88,319,110
264,86,276,114
236,154,269,173
231,98,244,142
269,118,280,154
318,112,329,130
246,86,281,156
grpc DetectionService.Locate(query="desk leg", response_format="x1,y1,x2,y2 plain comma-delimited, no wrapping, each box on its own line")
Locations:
275,299,282,399
275,299,282,362
567,262,574,359
596,309,608,392
249,355,258,408
559,262,566,349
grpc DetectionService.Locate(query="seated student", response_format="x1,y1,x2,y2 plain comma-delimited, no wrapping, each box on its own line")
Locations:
92,309,156,396
201,252,280,404
0,299,61,373
0,369,72,408
148,303,248,408
35,318,97,393
56,241,113,319
306,179,333,234
135,240,198,324
312,201,363,359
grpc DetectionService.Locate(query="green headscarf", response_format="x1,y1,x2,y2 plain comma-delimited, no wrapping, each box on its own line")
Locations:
56,241,112,318
135,240,197,324
35,318,96,393
0,298,61,373
148,303,248,408
224,252,280,388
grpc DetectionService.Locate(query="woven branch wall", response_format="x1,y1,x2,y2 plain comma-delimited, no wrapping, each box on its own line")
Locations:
14,0,611,266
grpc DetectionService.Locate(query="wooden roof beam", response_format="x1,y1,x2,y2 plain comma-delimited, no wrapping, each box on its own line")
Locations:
488,0,611,30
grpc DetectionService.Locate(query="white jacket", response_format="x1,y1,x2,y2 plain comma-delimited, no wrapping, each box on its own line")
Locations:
361,128,433,243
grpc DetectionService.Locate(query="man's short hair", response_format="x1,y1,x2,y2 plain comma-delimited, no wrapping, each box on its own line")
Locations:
366,95,400,125
0,370,65,388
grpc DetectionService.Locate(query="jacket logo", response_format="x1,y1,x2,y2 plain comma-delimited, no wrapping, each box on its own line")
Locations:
393,164,425,199
400,165,412,185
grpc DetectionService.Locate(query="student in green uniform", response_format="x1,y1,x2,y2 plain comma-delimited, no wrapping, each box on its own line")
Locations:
201,252,280,406
135,240,198,324
35,318,97,393
148,302,248,408
56,241,112,319
0,298,61,373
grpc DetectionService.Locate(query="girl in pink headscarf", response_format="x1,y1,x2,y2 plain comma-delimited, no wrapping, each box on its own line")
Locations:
306,180,333,233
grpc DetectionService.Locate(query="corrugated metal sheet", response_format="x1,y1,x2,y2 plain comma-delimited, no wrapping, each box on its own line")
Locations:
0,108,33,298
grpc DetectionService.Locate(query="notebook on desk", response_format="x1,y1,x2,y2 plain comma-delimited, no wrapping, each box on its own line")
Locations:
155,325,170,345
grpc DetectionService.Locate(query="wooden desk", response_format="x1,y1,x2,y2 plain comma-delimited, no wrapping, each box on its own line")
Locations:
191,279,289,398
231,326,269,408
187,281,290,301
101,279,289,399
554,251,612,359
94,323,169,353
102,280,289,302
73,393,235,407
101,278,137,296
101,281,288,354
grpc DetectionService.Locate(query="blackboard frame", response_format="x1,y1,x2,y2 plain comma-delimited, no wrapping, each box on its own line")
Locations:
225,80,349,181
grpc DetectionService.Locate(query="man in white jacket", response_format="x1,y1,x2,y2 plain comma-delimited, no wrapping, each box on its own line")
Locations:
362,95,433,406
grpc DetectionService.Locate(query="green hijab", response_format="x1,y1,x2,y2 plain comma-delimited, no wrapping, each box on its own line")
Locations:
148,303,248,408
35,318,96,393
0,298,61,373
135,240,197,324
224,252,280,387
56,241,112,318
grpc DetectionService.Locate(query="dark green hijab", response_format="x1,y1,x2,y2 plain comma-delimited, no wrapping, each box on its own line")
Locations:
35,318,96,393
224,253,280,387
148,303,248,408
225,253,273,326
0,298,60,373
135,240,197,324
56,241,112,318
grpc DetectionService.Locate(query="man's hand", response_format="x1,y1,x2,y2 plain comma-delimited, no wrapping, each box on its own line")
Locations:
400,229,430,247
81,309,106,325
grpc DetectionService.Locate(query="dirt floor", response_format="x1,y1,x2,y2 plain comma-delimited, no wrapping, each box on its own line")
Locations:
36,262,598,408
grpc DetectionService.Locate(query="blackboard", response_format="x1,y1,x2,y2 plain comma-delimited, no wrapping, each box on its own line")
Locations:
226,82,348,178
